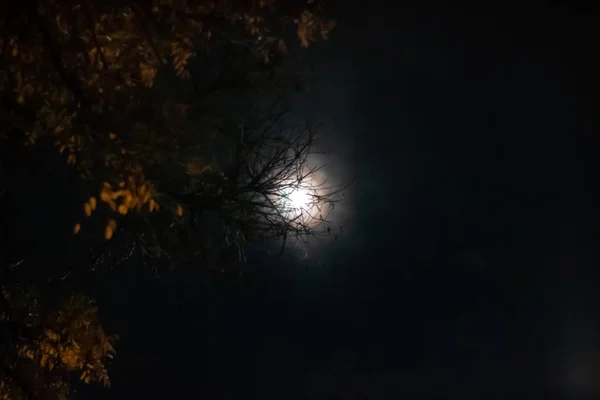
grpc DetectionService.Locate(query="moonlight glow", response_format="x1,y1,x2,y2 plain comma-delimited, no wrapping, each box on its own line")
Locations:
273,169,330,230
278,184,317,225
287,186,312,210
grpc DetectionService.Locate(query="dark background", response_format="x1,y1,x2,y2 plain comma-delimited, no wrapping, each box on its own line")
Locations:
8,1,600,398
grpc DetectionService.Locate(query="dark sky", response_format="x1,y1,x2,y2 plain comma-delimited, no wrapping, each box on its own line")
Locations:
69,2,600,399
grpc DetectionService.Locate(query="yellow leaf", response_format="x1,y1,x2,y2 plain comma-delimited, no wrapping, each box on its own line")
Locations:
108,218,117,231
176,204,183,216
89,196,97,210
124,192,133,207
140,62,157,87
148,199,155,212
104,225,113,240
84,203,92,217
73,223,81,234
45,329,59,341
109,132,117,140
100,191,110,203
117,204,128,215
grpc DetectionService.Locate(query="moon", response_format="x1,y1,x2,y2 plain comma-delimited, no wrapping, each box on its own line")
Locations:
277,169,331,230
279,184,318,225
287,186,312,210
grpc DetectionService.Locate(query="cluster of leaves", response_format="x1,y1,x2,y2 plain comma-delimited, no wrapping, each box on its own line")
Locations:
1,286,116,399
75,175,176,239
1,0,335,246
0,0,334,143
0,2,342,398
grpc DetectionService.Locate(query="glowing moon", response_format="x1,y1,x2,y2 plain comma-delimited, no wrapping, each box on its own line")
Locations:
270,164,332,231
280,185,314,218
277,180,327,229
287,187,312,210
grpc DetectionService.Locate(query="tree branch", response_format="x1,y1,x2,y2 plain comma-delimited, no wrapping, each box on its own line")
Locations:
25,1,87,107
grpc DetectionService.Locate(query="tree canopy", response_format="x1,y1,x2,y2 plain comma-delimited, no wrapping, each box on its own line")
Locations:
1,0,339,268
1,287,116,399
1,0,341,397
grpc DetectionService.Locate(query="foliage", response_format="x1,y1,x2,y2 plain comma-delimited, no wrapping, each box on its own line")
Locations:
0,2,344,397
0,1,343,397
0,0,334,162
0,286,116,399
0,0,338,264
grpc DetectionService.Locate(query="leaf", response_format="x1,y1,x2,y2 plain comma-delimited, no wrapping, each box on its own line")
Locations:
89,196,97,210
104,225,113,240
140,62,157,87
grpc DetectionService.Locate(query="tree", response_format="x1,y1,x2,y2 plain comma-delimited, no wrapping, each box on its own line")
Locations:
1,0,340,273
1,2,343,395
0,0,335,163
0,286,116,399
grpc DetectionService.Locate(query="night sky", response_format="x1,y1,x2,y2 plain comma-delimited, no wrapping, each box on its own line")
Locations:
10,2,600,399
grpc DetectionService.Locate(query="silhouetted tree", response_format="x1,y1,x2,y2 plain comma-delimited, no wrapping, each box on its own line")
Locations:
0,2,342,396
1,0,339,272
